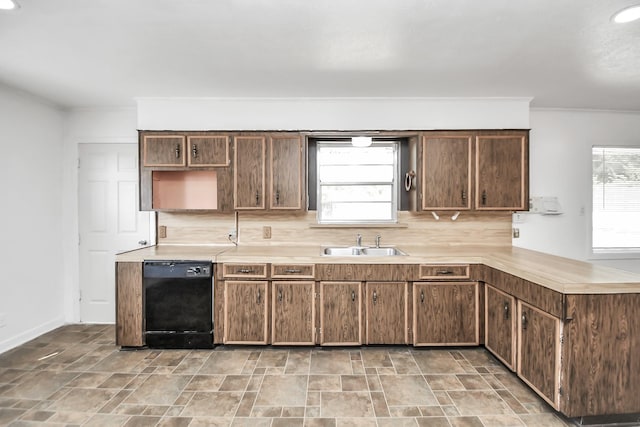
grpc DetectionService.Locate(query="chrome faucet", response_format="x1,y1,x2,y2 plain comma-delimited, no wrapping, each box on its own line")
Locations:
375,234,381,248
356,233,362,247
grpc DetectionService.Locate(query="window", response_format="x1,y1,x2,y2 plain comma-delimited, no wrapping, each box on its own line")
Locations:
316,141,399,224
592,146,640,252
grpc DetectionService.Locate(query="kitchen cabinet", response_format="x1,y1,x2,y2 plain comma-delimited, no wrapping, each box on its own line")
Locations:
475,132,529,210
139,132,233,211
319,281,363,345
413,282,478,346
223,280,269,344
187,135,230,167
365,282,408,344
234,136,266,209
115,262,144,347
270,135,304,210
484,284,516,370
517,300,562,409
421,133,472,210
142,135,186,167
234,134,305,211
271,281,315,345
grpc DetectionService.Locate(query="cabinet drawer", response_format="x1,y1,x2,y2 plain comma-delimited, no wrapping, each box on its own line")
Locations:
222,263,268,278
271,264,315,279
419,264,469,280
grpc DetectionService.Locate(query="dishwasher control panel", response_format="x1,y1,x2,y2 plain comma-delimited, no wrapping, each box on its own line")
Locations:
143,261,212,279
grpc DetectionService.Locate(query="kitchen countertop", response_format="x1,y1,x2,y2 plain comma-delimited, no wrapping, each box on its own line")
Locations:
116,244,640,295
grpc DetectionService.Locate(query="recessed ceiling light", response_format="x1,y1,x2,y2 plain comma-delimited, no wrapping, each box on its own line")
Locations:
612,5,640,23
0,0,19,10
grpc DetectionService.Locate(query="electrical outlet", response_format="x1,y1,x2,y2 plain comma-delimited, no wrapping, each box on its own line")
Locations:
263,226,272,239
158,225,167,239
513,228,520,238
228,229,237,239
0,313,6,328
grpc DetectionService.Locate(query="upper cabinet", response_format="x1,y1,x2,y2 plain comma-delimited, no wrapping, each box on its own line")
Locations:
234,133,305,211
475,132,529,211
139,132,233,212
419,130,529,212
422,133,473,210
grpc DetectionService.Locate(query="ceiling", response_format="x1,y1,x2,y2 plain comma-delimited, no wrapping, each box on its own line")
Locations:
1,0,639,110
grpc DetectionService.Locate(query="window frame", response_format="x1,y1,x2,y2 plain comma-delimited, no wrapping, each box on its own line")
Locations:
313,139,401,225
590,144,640,258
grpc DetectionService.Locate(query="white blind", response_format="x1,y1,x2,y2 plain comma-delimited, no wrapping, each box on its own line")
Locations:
592,147,640,250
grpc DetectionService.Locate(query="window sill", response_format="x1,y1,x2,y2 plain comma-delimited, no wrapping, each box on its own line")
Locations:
589,250,640,261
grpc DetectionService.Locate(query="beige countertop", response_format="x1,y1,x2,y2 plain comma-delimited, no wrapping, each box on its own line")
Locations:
116,244,640,294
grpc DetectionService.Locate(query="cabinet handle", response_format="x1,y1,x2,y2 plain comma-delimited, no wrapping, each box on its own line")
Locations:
504,301,510,319
521,311,527,330
420,291,424,303
192,144,198,158
238,269,254,274
482,190,487,206
372,290,377,304
278,289,282,302
257,289,261,304
285,269,301,274
255,190,260,206
437,270,453,275
461,189,466,203
275,190,280,205
175,144,181,159
351,290,356,302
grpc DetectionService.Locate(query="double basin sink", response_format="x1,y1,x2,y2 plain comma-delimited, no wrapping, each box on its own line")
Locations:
322,246,407,256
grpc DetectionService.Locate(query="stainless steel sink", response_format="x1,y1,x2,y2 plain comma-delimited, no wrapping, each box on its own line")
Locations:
322,246,407,256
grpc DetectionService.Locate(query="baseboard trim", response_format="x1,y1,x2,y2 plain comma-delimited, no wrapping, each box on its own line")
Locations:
0,317,65,355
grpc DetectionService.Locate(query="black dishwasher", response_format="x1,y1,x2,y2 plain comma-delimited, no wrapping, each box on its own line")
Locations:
143,260,214,349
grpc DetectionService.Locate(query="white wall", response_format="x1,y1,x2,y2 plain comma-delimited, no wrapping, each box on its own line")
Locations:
62,107,139,322
0,84,65,353
514,109,640,273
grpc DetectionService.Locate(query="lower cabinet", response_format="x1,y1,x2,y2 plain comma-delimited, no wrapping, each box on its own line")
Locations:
223,280,269,344
271,281,315,345
517,300,562,409
485,284,516,370
413,282,479,346
365,282,408,344
115,262,144,347
319,281,363,345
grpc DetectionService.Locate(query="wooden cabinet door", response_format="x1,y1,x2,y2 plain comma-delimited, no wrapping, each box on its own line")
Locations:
485,284,516,370
413,282,478,346
319,281,362,345
517,301,562,409
270,135,303,210
187,135,229,167
116,262,144,347
475,134,528,210
234,136,266,209
272,281,315,345
422,134,472,210
142,135,186,167
366,282,408,344
224,281,269,344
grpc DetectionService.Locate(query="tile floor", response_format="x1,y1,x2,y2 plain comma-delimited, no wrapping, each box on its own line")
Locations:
0,324,575,426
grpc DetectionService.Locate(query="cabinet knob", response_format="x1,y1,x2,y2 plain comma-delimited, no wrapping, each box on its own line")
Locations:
420,291,424,303
285,269,301,274
351,290,356,302
255,190,260,205
372,290,377,304
192,144,198,158
257,289,261,304
482,190,487,206
437,270,453,275
275,190,280,205
504,301,510,319
238,269,254,274
521,311,528,330
175,144,181,159
461,189,467,203
278,289,283,302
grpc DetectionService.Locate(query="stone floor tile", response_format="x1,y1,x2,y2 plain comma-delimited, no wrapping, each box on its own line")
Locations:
447,416,484,427
341,375,368,391
361,350,393,368
519,412,574,427
335,418,375,427
123,415,162,426
379,418,420,426
255,375,307,406
181,391,243,417
125,374,191,405
413,351,466,375
235,391,256,417
309,375,341,391
388,406,422,417
456,374,491,390
219,375,250,391
282,406,306,417
448,390,513,416
251,406,282,417
310,351,352,374
272,417,305,426
478,414,526,426
419,406,444,417
496,389,529,414
257,350,289,368
415,417,450,427
320,392,374,418
48,388,118,412
0,408,26,425
83,413,130,426
199,351,252,375
2,370,78,400
370,391,390,417
286,351,312,374
379,375,438,406
425,374,465,391
98,373,138,389
157,416,192,427
185,374,225,391
230,417,270,427
16,409,53,421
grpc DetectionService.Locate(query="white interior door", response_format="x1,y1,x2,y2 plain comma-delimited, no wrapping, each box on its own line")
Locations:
78,143,151,322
